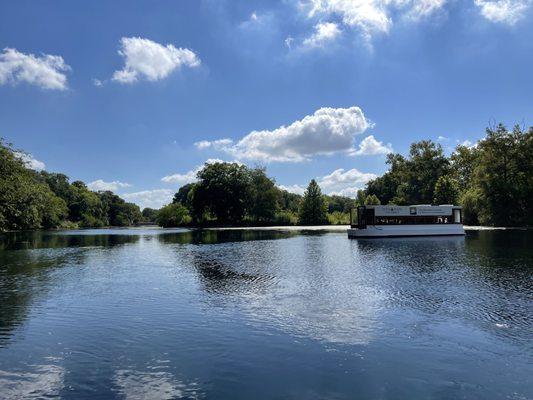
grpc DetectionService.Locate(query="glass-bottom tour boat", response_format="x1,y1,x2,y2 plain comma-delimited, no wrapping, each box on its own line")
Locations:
348,205,465,238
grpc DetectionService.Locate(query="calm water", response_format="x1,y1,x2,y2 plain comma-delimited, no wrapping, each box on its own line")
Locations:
0,228,531,400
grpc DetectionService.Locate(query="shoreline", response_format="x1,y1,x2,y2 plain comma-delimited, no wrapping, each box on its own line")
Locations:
1,224,530,235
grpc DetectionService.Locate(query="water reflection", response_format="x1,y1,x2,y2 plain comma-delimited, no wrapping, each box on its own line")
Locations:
0,358,65,399
113,369,201,400
0,228,531,399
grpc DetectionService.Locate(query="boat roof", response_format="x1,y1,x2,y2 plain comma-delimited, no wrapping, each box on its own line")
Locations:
363,204,462,208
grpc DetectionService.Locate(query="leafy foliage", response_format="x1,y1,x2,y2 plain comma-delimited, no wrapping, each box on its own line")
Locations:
156,203,191,227
0,139,141,231
298,179,328,225
364,124,532,226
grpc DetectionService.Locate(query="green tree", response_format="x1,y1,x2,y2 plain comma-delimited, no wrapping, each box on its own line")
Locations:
248,167,278,222
192,162,252,224
142,208,159,222
156,203,191,227
433,175,459,205
172,183,195,211
298,179,328,225
364,194,381,205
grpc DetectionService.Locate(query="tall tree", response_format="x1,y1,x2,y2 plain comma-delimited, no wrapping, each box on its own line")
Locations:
192,162,252,224
298,179,328,225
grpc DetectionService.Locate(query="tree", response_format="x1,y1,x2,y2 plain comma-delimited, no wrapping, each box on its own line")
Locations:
172,183,195,211
142,208,159,222
365,141,449,205
192,162,252,224
298,179,328,225
156,203,191,227
471,124,532,226
0,141,67,231
364,194,381,205
433,175,459,205
248,167,278,222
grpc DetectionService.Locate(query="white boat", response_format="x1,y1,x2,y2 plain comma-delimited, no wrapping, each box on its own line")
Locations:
347,205,465,238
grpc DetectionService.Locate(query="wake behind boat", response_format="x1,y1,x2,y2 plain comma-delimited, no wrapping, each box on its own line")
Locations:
347,205,465,238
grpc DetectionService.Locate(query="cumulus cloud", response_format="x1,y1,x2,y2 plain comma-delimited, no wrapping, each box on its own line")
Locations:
112,37,200,84
87,180,132,192
351,135,393,156
121,189,175,210
0,48,70,90
303,0,447,43
319,168,377,195
14,152,46,171
474,0,531,24
279,167,376,198
196,106,371,162
302,22,342,48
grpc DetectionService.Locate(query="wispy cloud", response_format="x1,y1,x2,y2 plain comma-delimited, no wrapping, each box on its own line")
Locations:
87,180,132,192
302,22,342,48
474,0,532,24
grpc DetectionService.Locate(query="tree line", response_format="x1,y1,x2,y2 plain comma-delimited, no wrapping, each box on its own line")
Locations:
365,124,532,226
1,139,143,231
2,123,531,231
155,162,365,227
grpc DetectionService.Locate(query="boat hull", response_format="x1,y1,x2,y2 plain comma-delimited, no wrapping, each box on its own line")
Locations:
347,224,465,238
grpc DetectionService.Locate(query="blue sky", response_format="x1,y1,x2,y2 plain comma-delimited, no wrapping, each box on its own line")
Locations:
1,0,532,208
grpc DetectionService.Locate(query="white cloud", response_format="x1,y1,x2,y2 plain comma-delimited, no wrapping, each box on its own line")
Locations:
278,184,307,195
474,0,531,24
351,135,393,156
303,22,342,48
112,37,200,84
87,179,132,192
318,168,377,195
0,48,70,90
437,135,449,141
161,158,227,185
196,106,371,162
161,170,197,185
92,78,103,87
279,167,376,198
285,36,295,48
194,139,233,150
14,152,46,171
303,0,447,43
121,189,174,209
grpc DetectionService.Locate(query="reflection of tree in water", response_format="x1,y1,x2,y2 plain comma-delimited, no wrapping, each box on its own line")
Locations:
0,230,140,251
157,229,296,246
189,251,275,295
0,231,140,346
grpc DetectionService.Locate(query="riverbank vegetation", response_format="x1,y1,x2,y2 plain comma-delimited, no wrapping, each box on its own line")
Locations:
0,140,143,231
2,123,531,231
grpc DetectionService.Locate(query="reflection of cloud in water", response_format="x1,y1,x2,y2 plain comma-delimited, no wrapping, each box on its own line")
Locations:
189,235,384,345
0,359,64,399
114,369,201,400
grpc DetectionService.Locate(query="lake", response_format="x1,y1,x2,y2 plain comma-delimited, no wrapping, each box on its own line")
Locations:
0,228,531,399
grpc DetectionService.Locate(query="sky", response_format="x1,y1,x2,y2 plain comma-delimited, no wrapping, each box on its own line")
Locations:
1,0,532,209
